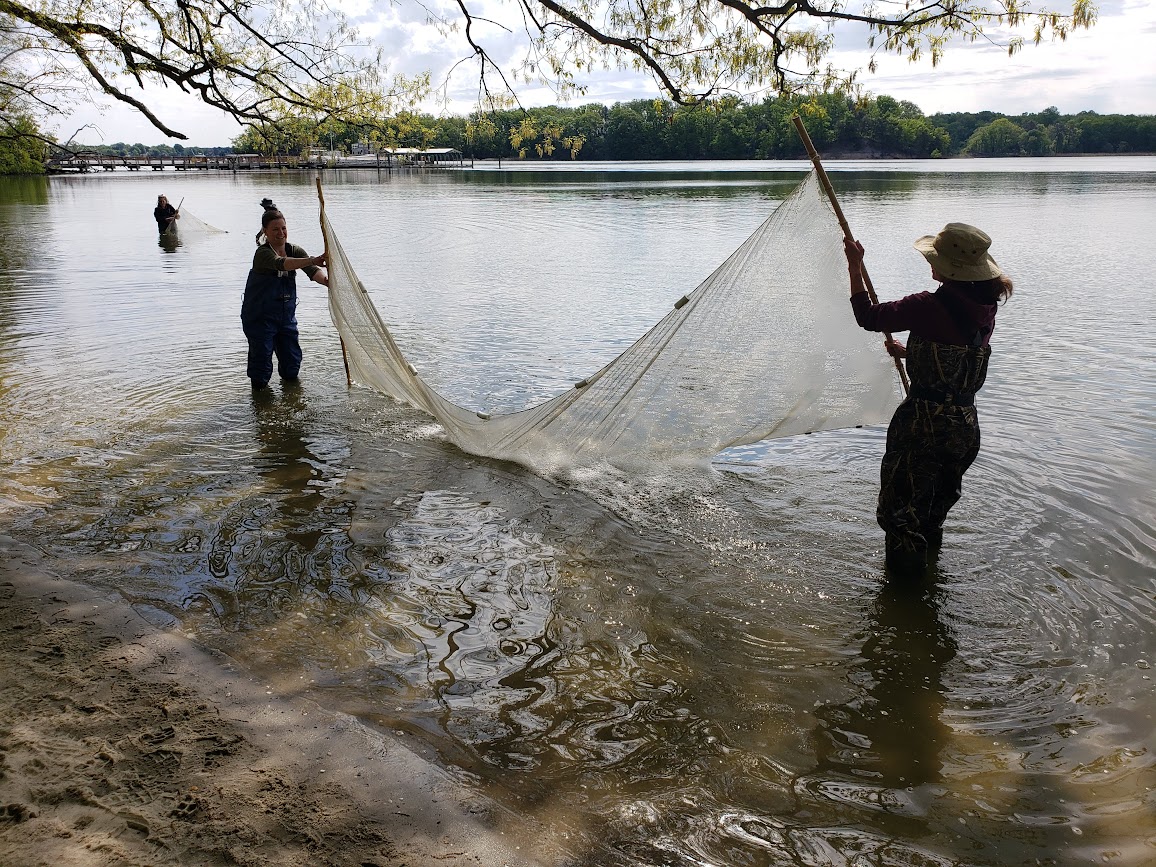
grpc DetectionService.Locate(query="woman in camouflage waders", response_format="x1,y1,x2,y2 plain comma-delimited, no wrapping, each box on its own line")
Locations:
843,224,1013,579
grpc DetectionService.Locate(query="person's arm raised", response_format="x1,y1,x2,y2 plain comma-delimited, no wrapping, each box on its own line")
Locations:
843,237,868,297
279,252,326,271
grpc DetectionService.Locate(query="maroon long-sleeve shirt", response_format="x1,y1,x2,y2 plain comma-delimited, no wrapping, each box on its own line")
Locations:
851,284,998,347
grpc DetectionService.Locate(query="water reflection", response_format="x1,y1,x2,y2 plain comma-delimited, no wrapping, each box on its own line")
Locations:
0,175,49,206
188,384,337,630
252,382,326,550
0,177,47,274
158,230,181,253
807,578,955,809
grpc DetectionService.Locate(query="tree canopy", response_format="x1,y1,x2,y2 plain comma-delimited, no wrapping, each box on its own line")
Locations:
457,0,1097,109
223,97,1153,164
0,0,427,148
2,0,1099,150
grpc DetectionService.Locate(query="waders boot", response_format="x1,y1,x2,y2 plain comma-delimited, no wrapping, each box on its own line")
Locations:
885,534,929,582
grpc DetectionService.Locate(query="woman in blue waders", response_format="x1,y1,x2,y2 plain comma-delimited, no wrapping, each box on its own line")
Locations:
242,199,328,389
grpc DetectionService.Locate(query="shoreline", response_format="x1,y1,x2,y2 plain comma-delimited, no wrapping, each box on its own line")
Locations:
18,151,1156,178
0,534,566,866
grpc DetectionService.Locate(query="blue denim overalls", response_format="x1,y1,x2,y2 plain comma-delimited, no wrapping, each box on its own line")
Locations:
241,262,302,387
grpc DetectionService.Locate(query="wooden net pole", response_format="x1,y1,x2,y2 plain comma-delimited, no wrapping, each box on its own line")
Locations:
315,176,352,388
791,116,910,395
161,197,184,235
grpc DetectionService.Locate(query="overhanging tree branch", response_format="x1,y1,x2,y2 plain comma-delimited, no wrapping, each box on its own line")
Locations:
442,0,1097,107
0,0,425,140
1,0,1098,145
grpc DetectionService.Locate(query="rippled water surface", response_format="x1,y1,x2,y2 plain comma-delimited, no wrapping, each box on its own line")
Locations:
1,158,1154,865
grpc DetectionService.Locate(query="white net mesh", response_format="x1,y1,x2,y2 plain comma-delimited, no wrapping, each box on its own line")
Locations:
176,208,227,234
322,171,901,472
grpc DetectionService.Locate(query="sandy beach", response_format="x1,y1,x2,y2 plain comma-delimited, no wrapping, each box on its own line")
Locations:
0,535,565,866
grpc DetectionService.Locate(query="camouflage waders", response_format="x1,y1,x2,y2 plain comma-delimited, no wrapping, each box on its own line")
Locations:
879,334,991,576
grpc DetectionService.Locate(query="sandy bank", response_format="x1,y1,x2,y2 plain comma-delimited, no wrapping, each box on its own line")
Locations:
0,535,568,866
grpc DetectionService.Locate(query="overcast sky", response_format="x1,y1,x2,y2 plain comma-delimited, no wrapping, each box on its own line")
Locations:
60,0,1156,148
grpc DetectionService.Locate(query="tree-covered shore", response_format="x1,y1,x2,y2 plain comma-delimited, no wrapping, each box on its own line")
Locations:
369,97,1153,163
4,94,1154,174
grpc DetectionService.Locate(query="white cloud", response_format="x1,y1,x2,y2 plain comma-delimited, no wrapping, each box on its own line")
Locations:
55,0,1156,147
833,0,1156,115
54,86,245,148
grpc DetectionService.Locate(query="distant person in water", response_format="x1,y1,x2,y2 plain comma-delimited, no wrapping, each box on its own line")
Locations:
241,198,328,389
844,223,1013,579
154,194,179,233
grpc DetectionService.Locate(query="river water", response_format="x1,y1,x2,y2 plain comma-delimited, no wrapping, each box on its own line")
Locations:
1,157,1154,865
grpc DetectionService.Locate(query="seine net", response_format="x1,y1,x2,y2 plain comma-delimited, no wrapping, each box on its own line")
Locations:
176,208,227,235
322,171,901,472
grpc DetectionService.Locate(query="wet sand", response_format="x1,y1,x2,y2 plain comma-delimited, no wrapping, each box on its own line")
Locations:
0,535,564,866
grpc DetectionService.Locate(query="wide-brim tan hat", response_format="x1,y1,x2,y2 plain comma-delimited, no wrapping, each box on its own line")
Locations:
914,222,1002,282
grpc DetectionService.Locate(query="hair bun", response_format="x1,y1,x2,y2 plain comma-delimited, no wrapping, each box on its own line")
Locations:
260,197,277,211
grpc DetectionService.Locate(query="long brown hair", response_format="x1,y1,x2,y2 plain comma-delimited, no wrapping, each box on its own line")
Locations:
943,275,1014,304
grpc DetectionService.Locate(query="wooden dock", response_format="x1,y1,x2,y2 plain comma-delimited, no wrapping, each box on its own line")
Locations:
45,154,318,173
45,150,466,173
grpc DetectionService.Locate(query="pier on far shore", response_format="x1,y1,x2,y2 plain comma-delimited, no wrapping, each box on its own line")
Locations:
45,148,466,174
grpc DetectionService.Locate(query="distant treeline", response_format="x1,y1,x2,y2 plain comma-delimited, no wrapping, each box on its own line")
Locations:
3,94,1154,174
229,95,1156,161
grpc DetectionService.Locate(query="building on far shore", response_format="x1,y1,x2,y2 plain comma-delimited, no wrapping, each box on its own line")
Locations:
381,147,465,167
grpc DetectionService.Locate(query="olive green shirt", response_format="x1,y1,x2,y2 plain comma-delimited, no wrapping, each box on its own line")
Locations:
252,242,319,278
